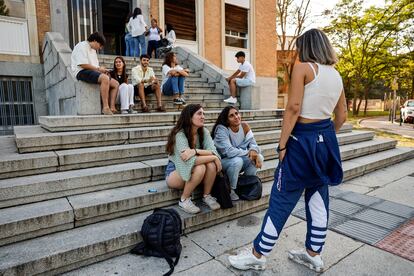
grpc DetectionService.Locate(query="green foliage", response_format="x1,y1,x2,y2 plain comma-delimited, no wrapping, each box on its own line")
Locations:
0,0,9,16
324,0,414,114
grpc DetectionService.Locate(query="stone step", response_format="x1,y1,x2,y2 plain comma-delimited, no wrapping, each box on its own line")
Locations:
37,109,283,132
1,146,413,275
1,130,373,178
0,137,401,241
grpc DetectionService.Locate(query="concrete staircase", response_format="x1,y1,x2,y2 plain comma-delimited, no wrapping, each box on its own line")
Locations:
1,109,414,275
98,55,233,111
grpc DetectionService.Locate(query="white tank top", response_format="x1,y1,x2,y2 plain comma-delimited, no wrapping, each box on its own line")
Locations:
300,63,343,119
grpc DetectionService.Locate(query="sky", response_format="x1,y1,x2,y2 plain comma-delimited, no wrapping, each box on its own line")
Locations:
298,0,386,31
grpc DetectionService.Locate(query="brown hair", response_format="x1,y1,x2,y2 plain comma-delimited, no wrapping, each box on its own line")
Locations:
166,104,204,155
296,29,338,65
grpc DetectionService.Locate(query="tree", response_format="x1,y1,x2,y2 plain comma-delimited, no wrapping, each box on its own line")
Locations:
325,0,414,115
276,0,311,82
0,0,9,16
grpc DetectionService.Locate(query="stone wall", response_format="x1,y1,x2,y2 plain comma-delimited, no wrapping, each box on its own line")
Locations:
43,32,101,115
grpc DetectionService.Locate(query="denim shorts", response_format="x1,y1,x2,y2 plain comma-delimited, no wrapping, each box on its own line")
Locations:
76,69,101,84
165,161,176,179
235,78,253,87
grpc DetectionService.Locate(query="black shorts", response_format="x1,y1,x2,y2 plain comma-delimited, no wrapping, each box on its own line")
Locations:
134,84,156,97
76,69,101,84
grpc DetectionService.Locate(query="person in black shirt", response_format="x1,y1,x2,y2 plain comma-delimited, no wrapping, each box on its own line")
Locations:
110,56,137,114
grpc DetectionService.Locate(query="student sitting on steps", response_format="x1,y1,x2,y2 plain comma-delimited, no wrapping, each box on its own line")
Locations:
165,104,222,214
161,52,189,105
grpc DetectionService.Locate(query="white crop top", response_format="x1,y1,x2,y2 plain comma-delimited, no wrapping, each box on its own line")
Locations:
300,63,343,119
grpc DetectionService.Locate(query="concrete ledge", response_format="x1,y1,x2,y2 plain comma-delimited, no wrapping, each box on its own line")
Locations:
239,77,278,110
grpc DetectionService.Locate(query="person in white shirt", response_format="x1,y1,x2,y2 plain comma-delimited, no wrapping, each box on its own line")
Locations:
165,24,176,47
131,54,166,112
224,51,256,104
71,32,119,115
147,18,162,58
161,52,189,105
127,8,147,58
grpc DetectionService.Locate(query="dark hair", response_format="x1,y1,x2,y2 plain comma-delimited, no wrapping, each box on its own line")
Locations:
151,18,158,23
111,56,127,82
87,32,105,46
166,24,174,33
235,51,245,58
211,106,238,139
295,29,338,65
163,52,176,67
133,7,142,18
166,104,204,155
140,54,150,60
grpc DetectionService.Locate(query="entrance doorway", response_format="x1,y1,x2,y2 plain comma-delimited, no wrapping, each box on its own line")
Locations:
100,0,131,55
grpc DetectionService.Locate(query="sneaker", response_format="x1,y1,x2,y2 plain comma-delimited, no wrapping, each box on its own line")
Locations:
179,97,186,105
228,248,266,271
173,98,183,105
121,110,128,114
128,107,137,114
202,194,220,210
288,249,324,272
178,197,200,214
223,96,237,104
230,189,239,201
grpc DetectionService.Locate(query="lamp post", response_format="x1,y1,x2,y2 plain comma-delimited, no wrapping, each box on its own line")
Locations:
391,77,398,124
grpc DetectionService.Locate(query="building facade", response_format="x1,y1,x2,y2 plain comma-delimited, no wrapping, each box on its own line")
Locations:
0,0,278,134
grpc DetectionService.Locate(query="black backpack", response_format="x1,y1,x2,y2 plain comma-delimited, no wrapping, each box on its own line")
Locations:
131,208,182,276
236,175,262,200
211,172,233,209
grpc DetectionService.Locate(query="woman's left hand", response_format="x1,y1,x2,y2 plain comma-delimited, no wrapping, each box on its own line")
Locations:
279,149,286,162
180,148,195,161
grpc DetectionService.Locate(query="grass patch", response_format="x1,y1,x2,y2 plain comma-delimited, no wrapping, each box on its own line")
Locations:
347,110,397,118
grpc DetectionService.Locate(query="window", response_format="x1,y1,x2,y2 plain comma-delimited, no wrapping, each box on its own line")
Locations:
0,77,35,136
165,0,196,41
225,4,248,48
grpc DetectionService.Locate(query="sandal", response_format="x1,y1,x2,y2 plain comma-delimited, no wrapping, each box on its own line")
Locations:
102,107,113,115
156,105,166,112
141,105,150,113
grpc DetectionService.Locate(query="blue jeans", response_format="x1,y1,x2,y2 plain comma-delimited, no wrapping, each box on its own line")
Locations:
162,76,185,96
124,33,134,56
132,35,146,58
147,40,160,58
221,155,261,190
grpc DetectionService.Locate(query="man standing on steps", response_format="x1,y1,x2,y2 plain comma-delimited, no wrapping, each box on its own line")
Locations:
131,54,166,112
71,32,119,115
224,51,256,105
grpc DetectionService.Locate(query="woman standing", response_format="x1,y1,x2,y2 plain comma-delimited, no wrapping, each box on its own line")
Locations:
110,56,136,114
147,19,162,58
124,13,133,56
161,52,189,105
127,8,147,58
165,104,222,214
228,29,347,272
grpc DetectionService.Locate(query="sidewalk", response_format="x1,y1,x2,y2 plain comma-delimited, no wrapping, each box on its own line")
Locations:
65,159,414,276
359,116,414,139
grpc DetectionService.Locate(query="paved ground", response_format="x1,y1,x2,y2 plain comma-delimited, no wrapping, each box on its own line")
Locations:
359,116,414,139
65,159,414,276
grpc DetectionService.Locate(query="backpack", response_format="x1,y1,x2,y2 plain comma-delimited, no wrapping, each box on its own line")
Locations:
131,208,182,276
211,171,233,209
236,175,262,200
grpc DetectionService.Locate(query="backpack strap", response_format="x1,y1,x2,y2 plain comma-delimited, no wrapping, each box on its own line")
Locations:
242,122,250,136
155,211,180,276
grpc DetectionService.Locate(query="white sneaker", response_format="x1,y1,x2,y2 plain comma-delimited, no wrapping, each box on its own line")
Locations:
121,110,128,114
202,194,221,210
230,189,239,201
178,198,200,214
228,248,266,271
288,249,324,272
223,96,237,104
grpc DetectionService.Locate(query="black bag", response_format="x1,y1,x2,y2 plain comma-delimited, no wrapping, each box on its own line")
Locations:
159,38,169,47
236,175,262,200
211,172,233,209
130,208,182,276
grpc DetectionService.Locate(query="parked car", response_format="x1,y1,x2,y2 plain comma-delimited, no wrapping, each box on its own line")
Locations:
401,99,414,123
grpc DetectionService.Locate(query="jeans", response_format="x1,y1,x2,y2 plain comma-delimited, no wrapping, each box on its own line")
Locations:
124,33,134,56
221,155,263,190
147,40,160,58
132,35,146,58
162,76,185,96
